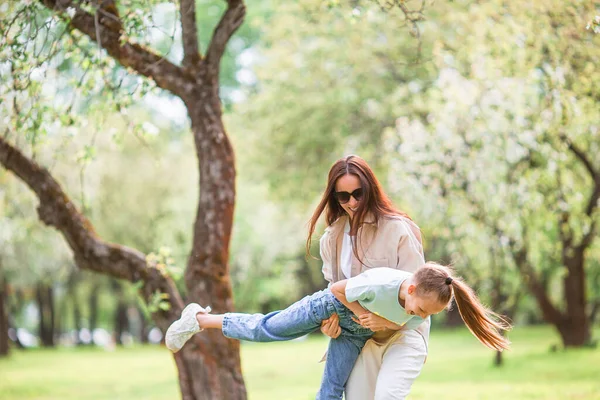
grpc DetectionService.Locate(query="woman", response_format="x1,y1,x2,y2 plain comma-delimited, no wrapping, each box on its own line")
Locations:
306,155,429,400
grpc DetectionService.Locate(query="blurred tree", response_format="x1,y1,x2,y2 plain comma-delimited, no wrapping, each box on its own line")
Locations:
390,0,599,347
0,260,8,356
0,0,249,397
229,0,435,203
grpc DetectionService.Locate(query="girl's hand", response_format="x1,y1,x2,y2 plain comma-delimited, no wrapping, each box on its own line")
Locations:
353,312,394,332
320,313,341,338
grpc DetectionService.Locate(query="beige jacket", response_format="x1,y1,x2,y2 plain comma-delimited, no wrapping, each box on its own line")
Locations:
320,214,430,345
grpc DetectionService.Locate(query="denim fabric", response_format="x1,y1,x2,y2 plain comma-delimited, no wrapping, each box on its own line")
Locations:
222,289,373,400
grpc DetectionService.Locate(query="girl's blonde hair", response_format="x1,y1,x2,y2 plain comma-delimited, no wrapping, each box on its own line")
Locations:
414,262,512,351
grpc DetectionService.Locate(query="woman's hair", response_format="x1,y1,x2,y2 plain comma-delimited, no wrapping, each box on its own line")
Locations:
306,155,412,258
413,263,512,351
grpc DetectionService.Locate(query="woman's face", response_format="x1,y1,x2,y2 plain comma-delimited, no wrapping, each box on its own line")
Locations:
334,174,363,220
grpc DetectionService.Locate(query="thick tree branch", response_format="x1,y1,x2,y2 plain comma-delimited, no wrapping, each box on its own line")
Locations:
556,171,573,248
39,0,189,97
579,217,598,252
440,161,565,326
562,135,598,184
567,141,600,217
205,0,245,76
0,136,184,329
180,0,201,67
559,135,600,250
508,241,563,325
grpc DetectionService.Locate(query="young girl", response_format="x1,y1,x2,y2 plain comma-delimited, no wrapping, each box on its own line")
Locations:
165,263,511,400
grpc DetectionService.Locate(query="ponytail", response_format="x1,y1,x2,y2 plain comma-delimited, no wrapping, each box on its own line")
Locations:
414,263,512,351
451,278,511,351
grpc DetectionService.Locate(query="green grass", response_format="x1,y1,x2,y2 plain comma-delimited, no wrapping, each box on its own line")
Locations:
0,326,598,399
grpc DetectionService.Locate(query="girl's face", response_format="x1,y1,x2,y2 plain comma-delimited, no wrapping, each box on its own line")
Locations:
404,287,447,319
334,174,363,220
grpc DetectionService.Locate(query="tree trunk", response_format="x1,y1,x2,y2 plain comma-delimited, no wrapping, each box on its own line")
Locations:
0,270,9,357
562,254,591,346
493,330,509,367
511,246,592,347
73,291,83,345
590,301,600,326
114,302,128,346
8,288,25,349
66,271,83,345
89,282,100,340
36,283,55,347
557,317,590,347
112,281,129,346
173,83,246,400
137,305,149,344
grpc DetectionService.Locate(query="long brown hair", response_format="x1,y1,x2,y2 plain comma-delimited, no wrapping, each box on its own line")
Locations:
306,155,412,258
414,263,512,351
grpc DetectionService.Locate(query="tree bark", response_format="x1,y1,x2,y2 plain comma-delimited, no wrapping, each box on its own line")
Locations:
590,301,600,326
112,280,129,346
36,283,55,347
89,282,100,343
561,254,591,346
65,271,82,345
8,288,25,349
137,305,149,344
0,268,9,357
174,80,245,400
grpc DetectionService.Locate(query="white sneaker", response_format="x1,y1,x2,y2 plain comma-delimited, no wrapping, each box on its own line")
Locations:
165,303,211,353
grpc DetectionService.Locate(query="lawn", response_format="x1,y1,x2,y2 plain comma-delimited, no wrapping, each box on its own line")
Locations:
0,325,598,400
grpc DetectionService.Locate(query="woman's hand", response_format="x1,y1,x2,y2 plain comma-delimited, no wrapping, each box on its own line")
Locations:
320,313,341,338
353,312,395,332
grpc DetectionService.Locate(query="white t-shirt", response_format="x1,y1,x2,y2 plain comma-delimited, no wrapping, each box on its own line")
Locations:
341,220,353,279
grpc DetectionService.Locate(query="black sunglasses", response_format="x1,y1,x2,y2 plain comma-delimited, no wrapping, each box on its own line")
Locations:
334,188,364,204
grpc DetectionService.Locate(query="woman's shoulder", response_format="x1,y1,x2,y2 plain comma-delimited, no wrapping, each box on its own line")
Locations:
378,215,422,242
379,214,420,230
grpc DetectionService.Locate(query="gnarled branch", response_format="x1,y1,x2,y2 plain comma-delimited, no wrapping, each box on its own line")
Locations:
205,0,245,76
0,135,184,329
180,0,201,67
39,0,189,97
560,135,600,250
508,240,563,326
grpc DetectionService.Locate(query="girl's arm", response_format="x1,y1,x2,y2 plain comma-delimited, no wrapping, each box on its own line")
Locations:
330,280,369,318
357,312,403,331
331,276,400,331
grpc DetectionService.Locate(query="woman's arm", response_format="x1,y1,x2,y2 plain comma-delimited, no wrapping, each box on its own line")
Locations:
330,280,369,318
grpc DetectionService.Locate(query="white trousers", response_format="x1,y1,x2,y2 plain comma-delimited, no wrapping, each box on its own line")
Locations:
345,329,427,400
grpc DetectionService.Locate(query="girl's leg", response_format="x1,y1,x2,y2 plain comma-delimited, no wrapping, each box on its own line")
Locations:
165,290,333,352
196,314,223,329
317,336,366,400
220,290,334,342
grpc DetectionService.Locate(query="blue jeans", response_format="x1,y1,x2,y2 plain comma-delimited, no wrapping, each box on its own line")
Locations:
222,289,373,400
